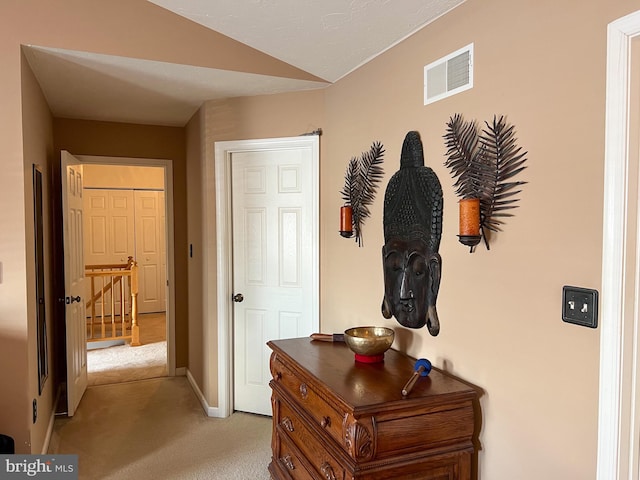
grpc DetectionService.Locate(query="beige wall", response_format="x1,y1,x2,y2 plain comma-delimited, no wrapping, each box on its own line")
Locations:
0,46,58,455
20,51,57,455
186,109,204,389
7,51,57,454
317,0,637,478
190,1,638,478
83,165,164,190
53,119,188,369
0,18,29,456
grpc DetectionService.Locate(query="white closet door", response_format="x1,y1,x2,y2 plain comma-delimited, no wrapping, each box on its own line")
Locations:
134,190,166,314
84,189,135,265
84,190,135,314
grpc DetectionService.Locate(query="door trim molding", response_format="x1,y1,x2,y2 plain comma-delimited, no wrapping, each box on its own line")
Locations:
210,136,320,418
76,155,176,376
598,10,640,479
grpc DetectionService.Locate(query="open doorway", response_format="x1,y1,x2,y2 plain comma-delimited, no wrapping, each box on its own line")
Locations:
66,155,176,388
83,163,167,385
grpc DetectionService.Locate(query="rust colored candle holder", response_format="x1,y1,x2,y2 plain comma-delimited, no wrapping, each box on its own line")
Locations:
339,205,353,238
458,198,481,250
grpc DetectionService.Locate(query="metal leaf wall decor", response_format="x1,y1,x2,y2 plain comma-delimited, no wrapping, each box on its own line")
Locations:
444,114,528,249
340,141,385,247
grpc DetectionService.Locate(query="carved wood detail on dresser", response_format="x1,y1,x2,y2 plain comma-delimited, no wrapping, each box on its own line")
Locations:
267,338,478,480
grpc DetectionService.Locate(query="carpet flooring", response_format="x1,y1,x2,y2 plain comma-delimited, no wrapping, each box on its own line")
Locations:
87,312,168,386
48,377,272,480
87,340,168,386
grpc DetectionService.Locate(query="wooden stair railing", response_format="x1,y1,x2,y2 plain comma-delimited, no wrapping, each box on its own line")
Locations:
85,256,140,346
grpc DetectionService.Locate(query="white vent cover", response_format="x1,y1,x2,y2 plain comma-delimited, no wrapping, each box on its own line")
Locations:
424,43,474,105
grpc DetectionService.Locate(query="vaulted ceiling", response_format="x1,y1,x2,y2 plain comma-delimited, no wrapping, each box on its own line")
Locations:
23,0,465,126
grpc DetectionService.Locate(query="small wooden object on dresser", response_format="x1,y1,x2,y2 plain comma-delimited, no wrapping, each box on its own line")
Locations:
268,338,478,480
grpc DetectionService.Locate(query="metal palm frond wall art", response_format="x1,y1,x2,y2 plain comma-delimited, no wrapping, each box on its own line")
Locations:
444,114,528,252
339,141,385,247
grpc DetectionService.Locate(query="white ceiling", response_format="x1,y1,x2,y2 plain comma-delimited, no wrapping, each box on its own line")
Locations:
24,0,465,127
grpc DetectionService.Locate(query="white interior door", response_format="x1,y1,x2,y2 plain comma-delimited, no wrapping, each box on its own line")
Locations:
84,189,135,266
84,189,135,314
61,151,88,416
232,145,318,416
134,190,166,313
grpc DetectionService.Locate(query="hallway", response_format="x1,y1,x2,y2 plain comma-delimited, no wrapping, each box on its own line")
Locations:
48,377,272,479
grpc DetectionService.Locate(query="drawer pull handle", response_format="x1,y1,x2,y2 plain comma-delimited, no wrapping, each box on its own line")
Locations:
299,383,308,398
281,417,295,432
320,416,331,428
321,462,337,480
281,455,295,471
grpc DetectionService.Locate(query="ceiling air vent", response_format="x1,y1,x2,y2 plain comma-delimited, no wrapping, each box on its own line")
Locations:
424,43,474,105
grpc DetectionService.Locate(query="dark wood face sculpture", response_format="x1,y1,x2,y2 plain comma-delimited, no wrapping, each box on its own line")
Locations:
381,131,443,336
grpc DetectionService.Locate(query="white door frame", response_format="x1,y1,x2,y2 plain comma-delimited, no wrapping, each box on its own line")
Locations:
209,136,319,418
75,155,176,376
598,10,640,479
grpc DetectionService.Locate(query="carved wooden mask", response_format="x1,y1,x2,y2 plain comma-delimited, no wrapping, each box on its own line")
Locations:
381,131,443,336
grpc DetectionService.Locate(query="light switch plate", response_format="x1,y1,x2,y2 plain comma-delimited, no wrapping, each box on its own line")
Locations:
562,286,598,328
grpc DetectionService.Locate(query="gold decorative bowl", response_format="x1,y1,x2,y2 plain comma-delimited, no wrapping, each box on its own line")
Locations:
343,326,395,361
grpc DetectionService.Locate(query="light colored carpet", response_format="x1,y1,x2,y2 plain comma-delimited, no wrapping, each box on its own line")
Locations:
49,377,272,480
87,341,167,386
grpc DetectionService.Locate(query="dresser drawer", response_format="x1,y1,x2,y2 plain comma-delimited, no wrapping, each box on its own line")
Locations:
276,396,346,480
271,431,316,480
355,449,471,480
375,403,474,458
271,353,346,448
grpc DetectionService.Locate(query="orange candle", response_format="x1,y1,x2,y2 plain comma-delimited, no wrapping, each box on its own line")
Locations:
459,198,480,236
340,205,353,233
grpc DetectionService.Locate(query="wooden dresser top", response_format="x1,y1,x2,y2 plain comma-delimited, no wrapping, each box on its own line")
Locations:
268,337,476,413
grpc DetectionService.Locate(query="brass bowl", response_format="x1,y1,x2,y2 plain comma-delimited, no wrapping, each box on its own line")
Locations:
343,326,395,357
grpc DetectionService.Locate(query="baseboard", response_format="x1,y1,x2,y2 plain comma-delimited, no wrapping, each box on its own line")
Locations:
41,385,62,454
185,369,223,418
175,366,187,376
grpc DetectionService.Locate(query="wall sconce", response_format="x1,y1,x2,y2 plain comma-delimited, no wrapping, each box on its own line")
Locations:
339,142,385,247
444,114,528,252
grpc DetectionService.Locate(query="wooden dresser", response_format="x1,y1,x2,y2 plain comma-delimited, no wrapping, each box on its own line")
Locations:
267,338,477,480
